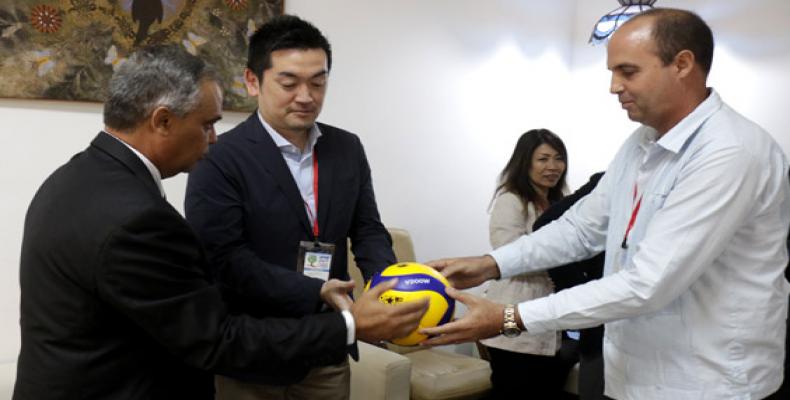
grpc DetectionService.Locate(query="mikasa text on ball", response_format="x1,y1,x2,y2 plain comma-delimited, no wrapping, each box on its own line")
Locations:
364,262,455,346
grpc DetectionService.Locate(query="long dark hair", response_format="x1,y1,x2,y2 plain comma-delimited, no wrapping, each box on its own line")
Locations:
493,129,568,211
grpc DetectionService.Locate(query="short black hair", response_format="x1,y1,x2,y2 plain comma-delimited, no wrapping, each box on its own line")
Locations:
630,8,714,76
247,15,332,79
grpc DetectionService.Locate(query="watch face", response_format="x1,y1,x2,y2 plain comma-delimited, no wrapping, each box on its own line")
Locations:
502,327,520,338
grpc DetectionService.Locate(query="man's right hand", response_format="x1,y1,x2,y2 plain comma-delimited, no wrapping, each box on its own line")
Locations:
426,255,500,289
351,278,429,343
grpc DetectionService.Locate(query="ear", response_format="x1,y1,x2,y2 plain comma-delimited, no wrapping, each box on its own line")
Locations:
244,68,261,97
674,49,696,79
150,106,173,136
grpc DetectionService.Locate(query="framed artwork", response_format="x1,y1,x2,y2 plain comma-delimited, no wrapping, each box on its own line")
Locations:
0,0,284,111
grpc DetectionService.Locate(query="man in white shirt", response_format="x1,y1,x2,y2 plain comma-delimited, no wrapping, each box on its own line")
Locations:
421,8,790,400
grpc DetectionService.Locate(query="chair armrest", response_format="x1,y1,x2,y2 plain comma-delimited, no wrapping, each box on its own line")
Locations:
351,342,411,400
404,348,491,400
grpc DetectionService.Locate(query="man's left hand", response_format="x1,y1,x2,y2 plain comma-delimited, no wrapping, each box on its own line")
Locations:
320,279,355,311
418,287,504,346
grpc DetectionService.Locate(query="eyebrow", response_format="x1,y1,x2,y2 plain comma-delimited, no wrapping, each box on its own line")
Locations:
609,62,639,71
277,70,328,79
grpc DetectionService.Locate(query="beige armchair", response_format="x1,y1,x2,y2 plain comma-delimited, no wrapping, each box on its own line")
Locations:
348,228,492,400
351,342,411,400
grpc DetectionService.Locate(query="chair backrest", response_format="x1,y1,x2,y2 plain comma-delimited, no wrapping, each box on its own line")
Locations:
347,227,417,300
388,227,417,262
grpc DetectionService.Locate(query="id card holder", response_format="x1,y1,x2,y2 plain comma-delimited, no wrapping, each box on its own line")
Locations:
297,240,335,281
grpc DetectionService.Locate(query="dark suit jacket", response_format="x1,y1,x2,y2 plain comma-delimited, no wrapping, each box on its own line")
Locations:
185,115,395,382
14,132,348,400
534,172,605,357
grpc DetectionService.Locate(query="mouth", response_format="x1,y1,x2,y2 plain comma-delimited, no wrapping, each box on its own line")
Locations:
543,174,560,182
290,109,316,116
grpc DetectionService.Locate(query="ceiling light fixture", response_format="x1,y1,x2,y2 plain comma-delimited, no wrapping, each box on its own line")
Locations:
589,0,657,45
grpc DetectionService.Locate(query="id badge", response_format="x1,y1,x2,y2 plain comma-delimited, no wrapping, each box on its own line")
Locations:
297,240,335,281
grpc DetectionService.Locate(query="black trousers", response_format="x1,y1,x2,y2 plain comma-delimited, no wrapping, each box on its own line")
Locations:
485,335,579,399
578,350,605,400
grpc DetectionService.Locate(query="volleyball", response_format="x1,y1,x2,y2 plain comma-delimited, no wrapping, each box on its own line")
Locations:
364,262,455,346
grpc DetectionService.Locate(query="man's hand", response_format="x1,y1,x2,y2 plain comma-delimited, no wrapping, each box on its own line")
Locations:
426,255,501,289
320,279,355,311
418,287,504,346
351,278,429,343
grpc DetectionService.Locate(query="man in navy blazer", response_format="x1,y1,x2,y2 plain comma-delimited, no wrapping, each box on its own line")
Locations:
186,15,397,399
15,45,425,400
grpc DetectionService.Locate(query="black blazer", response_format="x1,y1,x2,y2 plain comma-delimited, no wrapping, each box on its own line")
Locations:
185,115,395,381
14,132,348,400
534,172,605,357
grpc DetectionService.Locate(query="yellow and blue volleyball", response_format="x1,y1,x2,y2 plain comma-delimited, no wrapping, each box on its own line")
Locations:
364,262,455,346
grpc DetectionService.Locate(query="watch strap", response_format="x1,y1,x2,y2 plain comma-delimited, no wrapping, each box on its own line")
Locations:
501,304,521,337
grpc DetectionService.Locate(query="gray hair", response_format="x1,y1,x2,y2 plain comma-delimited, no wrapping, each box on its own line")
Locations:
103,45,218,131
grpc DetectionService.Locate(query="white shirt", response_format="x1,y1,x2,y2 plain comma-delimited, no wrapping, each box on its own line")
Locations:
256,113,355,346
105,131,165,198
490,90,790,399
257,112,321,228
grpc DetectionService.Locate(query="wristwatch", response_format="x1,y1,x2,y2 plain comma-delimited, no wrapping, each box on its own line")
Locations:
501,304,522,338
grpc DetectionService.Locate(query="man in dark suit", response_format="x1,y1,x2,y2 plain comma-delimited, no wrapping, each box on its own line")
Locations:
186,15,397,399
534,172,606,400
14,45,426,400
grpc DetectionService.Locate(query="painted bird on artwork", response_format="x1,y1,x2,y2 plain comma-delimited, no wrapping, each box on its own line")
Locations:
131,0,163,45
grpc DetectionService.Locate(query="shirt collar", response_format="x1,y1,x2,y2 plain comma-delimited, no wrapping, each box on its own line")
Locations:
104,131,166,198
653,88,723,154
256,110,322,155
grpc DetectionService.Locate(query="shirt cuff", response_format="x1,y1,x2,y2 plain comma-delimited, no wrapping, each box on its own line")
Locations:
341,310,355,345
488,240,524,279
516,297,554,334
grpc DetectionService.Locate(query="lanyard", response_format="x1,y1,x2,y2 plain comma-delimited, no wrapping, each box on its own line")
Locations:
621,184,642,249
303,149,320,240
312,150,319,238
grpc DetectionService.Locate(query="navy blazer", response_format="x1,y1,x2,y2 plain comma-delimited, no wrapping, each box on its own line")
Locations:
185,115,394,382
14,132,348,400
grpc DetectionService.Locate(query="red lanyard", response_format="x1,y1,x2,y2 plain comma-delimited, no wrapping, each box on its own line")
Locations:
302,149,320,239
310,150,320,238
621,184,642,249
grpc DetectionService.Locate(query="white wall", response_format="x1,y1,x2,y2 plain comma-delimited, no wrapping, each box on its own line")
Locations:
566,0,790,170
287,0,577,265
1,0,789,368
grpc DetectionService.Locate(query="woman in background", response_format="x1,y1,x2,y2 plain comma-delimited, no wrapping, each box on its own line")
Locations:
482,128,576,398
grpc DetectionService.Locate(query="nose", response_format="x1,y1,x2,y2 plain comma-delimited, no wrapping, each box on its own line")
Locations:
208,129,217,145
610,75,623,95
295,83,313,103
548,158,565,172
